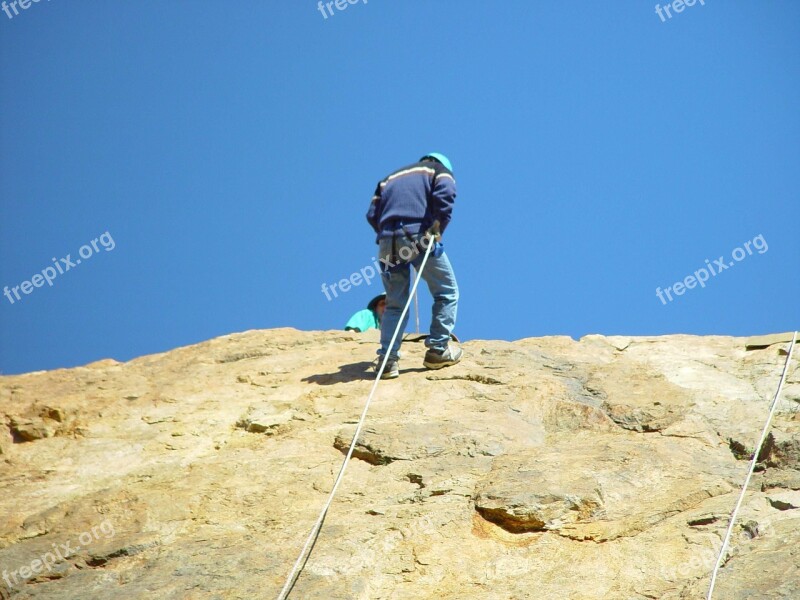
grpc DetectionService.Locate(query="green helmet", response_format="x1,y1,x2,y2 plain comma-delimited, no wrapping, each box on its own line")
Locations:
421,152,453,172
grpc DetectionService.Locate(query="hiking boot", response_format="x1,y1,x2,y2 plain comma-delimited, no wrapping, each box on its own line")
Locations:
374,357,399,379
423,345,463,369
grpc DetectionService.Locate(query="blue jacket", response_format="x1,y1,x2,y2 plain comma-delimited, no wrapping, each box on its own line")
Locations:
366,160,457,241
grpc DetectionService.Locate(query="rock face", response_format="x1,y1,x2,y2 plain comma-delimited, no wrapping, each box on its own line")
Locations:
1,329,799,600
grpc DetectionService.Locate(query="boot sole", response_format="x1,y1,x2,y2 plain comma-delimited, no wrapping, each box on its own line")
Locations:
423,358,461,369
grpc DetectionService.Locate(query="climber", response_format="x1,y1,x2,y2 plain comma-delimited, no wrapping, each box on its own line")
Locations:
366,152,462,379
344,293,386,333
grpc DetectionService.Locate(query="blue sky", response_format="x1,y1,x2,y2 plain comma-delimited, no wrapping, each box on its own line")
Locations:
1,0,798,375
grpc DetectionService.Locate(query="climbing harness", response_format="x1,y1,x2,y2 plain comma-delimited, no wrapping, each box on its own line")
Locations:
276,233,437,600
706,331,797,600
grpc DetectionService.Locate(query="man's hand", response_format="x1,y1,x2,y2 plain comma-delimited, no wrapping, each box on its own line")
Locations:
426,220,442,243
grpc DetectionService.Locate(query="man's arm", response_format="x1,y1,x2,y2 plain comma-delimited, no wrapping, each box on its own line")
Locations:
366,182,382,234
429,168,457,234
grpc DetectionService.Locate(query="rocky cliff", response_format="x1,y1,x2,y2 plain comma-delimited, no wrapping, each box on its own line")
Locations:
1,329,799,599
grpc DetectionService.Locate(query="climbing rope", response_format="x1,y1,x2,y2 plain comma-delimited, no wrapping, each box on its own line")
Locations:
276,234,436,600
706,331,797,600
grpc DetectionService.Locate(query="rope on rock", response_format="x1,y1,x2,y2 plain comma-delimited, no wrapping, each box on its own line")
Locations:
276,235,436,600
706,330,797,600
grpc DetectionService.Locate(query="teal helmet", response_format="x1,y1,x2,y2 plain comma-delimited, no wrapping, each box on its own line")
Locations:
421,152,453,172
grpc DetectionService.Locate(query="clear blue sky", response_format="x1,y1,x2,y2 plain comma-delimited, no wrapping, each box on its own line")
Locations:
1,1,798,375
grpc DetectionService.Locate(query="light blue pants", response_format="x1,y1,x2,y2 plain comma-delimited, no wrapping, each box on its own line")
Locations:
378,234,459,360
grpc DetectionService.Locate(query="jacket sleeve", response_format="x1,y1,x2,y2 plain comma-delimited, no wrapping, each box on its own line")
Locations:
429,170,457,234
366,181,382,234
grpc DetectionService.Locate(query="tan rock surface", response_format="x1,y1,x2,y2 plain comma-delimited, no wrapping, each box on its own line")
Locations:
1,329,799,599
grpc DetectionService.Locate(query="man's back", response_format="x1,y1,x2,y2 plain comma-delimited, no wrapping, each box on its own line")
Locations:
367,159,457,240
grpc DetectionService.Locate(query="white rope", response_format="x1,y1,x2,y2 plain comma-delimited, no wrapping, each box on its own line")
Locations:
414,285,420,334
276,235,436,600
706,331,797,600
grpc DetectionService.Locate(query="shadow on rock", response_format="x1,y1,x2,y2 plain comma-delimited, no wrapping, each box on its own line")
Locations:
302,361,375,385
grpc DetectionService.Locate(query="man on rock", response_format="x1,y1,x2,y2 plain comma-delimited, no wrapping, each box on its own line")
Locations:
366,153,462,379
